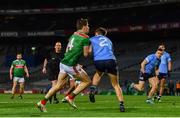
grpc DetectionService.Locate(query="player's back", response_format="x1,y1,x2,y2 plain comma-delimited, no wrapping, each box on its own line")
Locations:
61,31,89,66
90,35,115,61
145,54,160,74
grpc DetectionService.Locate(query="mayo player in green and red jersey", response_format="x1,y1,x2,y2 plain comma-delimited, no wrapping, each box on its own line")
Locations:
9,53,29,99
36,18,91,112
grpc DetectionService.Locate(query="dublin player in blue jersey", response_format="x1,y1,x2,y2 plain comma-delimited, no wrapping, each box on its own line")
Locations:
88,27,125,112
130,49,164,104
155,44,172,102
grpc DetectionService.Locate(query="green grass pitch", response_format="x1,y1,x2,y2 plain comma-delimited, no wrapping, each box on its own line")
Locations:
0,94,179,117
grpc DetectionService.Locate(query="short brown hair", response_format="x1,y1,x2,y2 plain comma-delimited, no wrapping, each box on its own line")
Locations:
158,43,165,49
76,18,88,30
95,27,107,36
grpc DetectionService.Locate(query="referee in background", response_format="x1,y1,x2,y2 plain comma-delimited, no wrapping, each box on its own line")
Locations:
42,41,63,104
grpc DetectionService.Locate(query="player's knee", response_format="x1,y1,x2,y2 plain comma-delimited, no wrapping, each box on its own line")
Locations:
139,88,144,91
139,86,144,91
160,85,164,89
86,79,91,85
20,86,24,89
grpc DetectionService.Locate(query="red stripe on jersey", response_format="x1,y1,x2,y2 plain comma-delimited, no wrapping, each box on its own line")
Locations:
74,32,89,38
15,65,24,68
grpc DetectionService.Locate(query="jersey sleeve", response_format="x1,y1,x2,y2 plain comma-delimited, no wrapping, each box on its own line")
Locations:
145,55,153,63
23,60,27,66
167,53,172,62
11,61,15,67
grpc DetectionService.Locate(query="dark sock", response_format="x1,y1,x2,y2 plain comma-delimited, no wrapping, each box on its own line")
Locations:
120,101,124,106
158,95,161,100
54,93,57,100
90,85,97,94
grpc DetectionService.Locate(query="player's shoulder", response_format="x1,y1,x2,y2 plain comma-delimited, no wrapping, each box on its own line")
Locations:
148,54,155,58
20,59,26,63
90,35,107,41
13,59,18,63
74,32,89,39
164,51,170,56
90,35,97,41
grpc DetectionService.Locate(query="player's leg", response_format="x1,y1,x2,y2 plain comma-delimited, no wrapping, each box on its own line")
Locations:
62,79,76,103
108,73,125,112
158,78,165,102
147,77,157,104
18,77,25,99
11,77,18,99
133,81,145,91
64,69,91,109
68,67,91,99
153,77,159,101
89,70,103,103
131,72,145,91
51,79,59,104
19,82,24,99
66,79,76,96
45,73,68,101
36,72,68,112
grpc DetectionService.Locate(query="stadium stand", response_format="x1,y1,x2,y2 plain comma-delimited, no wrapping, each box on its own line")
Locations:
0,0,180,94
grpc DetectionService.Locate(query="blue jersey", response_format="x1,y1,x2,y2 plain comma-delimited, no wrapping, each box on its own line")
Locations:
144,54,161,74
159,51,171,73
90,35,116,61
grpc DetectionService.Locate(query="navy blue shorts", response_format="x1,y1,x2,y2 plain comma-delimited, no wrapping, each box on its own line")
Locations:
139,72,155,81
158,73,168,80
94,59,118,75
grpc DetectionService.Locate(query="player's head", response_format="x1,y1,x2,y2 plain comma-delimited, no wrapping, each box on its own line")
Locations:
76,18,89,34
155,48,164,59
158,43,165,51
16,53,22,60
95,27,107,36
54,41,61,52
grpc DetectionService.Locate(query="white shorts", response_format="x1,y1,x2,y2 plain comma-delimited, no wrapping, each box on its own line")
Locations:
59,63,87,78
69,77,81,85
13,77,25,83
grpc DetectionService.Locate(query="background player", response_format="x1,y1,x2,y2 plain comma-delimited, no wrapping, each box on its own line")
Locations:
130,49,164,104
9,53,29,99
89,27,125,112
155,44,172,102
42,41,63,104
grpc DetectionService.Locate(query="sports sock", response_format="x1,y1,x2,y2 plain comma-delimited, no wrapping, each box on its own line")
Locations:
120,101,124,106
54,93,57,100
147,97,152,100
158,95,161,100
90,85,97,94
41,98,48,105
68,93,76,99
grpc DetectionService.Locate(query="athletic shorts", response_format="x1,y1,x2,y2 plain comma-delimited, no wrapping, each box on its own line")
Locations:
158,73,168,80
94,59,118,75
139,72,155,81
47,69,59,81
13,77,25,83
60,63,87,78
